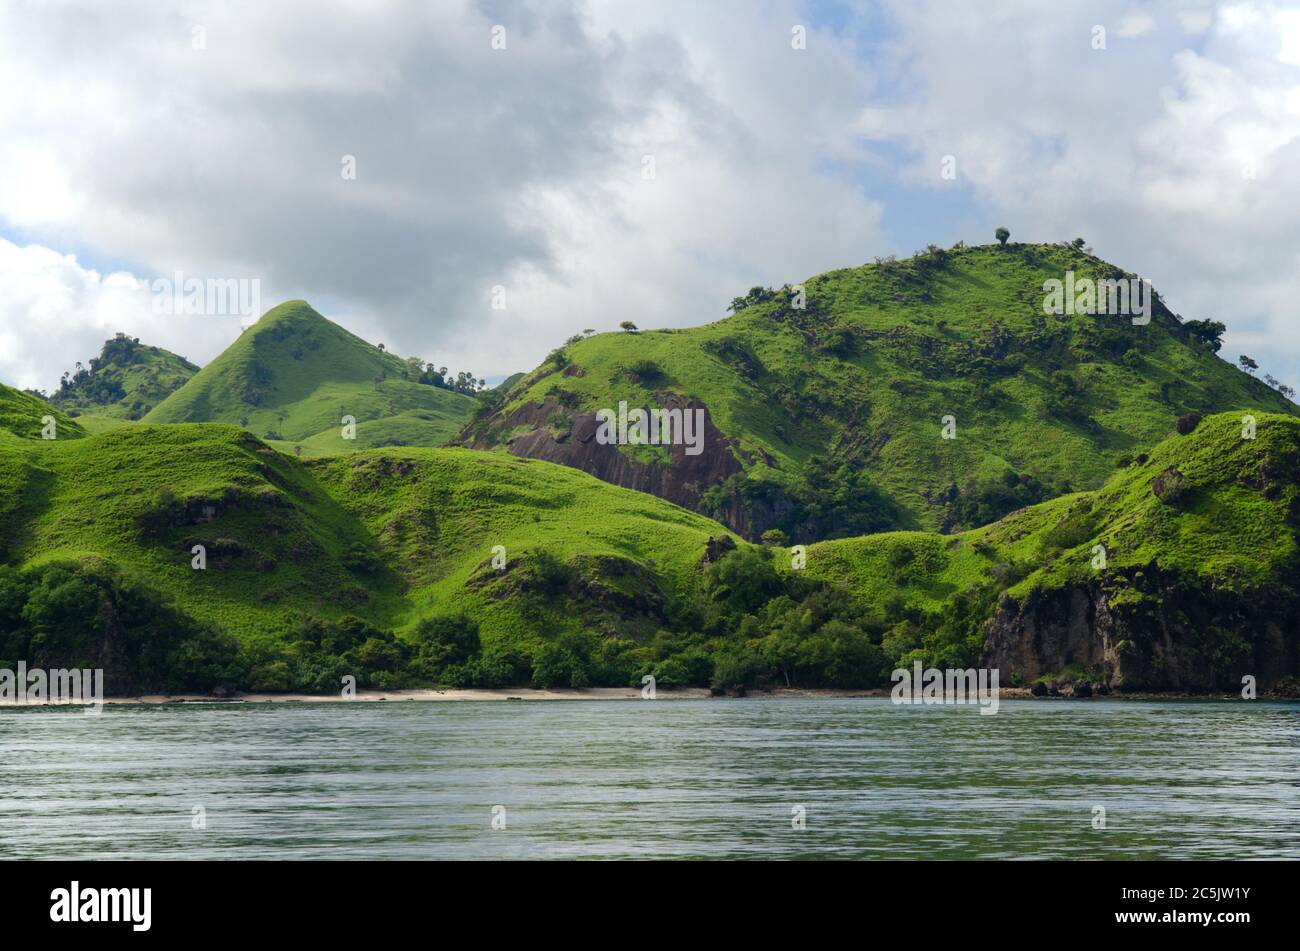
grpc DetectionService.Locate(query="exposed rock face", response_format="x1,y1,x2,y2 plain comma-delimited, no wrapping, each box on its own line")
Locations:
702,534,737,565
981,569,1300,692
1151,467,1188,507
458,393,747,524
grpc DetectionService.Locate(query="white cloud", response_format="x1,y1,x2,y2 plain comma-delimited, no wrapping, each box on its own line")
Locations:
1179,9,1214,33
0,238,237,392
1117,12,1157,37
0,0,1297,396
0,0,887,390
1276,8,1300,64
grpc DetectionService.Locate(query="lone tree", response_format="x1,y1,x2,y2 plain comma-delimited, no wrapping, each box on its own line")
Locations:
995,227,1010,247
1184,319,1226,353
1239,355,1259,375
619,320,638,332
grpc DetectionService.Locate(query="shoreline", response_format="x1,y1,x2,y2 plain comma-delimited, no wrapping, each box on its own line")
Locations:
3,686,1293,705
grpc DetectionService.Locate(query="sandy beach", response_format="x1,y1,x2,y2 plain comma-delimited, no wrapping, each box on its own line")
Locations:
5,686,1285,706
8,686,878,705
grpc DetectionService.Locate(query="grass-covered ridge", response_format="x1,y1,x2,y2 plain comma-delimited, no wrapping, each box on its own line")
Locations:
807,411,1300,606
50,333,199,420
465,242,1297,540
0,382,85,441
800,411,1300,689
0,423,741,691
0,424,401,639
0,411,1294,694
144,301,479,454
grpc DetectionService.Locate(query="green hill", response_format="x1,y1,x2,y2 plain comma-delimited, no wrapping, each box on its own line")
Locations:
50,333,198,420
0,424,734,692
799,411,1300,691
0,411,1294,695
144,301,479,454
460,242,1297,541
0,382,85,441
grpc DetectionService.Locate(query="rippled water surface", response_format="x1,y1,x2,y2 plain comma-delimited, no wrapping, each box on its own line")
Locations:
2,698,1297,859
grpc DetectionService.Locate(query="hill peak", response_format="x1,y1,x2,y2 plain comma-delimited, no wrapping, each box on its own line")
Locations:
142,300,478,450
50,332,199,421
461,242,1298,541
250,299,322,326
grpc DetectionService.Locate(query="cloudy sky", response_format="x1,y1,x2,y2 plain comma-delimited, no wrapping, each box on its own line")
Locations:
1,0,1298,393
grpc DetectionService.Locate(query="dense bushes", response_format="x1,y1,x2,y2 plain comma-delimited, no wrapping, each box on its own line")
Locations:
0,547,993,696
0,560,240,694
700,457,897,543
582,544,983,692
243,612,493,692
942,468,1056,531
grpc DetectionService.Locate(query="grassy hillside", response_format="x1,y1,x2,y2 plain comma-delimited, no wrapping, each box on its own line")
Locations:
0,423,736,690
51,333,198,420
800,411,1300,689
0,382,85,441
70,414,137,435
0,411,1293,695
0,424,402,637
308,448,733,653
805,410,1298,607
463,242,1297,540
144,301,478,454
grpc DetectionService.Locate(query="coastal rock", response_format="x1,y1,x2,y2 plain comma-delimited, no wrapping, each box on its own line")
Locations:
981,569,1299,693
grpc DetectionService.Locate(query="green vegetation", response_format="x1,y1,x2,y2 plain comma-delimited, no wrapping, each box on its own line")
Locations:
0,560,240,694
0,410,1293,693
49,333,198,420
144,301,480,456
0,423,731,691
802,411,1300,685
0,382,84,440
467,243,1296,540
1,247,1295,695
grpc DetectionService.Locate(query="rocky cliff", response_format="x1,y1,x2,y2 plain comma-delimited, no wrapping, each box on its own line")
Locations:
981,569,1300,692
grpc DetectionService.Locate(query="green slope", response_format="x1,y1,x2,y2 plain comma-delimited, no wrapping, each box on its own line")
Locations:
0,423,732,662
0,411,1294,694
51,333,198,420
0,382,85,441
0,424,403,638
144,300,478,454
800,411,1300,689
463,243,1297,540
307,448,733,653
805,411,1300,610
